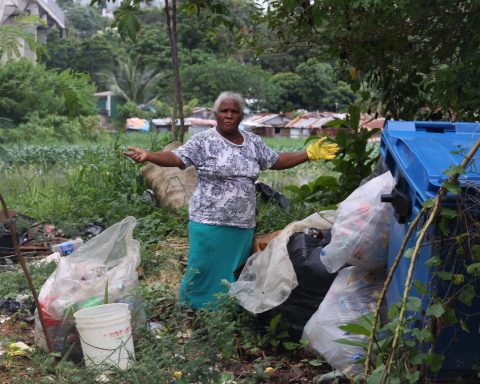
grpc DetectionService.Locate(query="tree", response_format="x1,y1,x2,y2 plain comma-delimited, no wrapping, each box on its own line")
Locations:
65,4,108,38
256,0,480,120
101,55,161,104
181,59,281,109
0,59,96,125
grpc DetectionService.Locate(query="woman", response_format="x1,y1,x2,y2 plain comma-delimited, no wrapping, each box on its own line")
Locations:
124,91,339,309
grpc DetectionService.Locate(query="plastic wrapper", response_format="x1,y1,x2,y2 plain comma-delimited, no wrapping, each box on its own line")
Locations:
34,216,145,357
302,266,386,378
321,172,394,273
229,210,336,314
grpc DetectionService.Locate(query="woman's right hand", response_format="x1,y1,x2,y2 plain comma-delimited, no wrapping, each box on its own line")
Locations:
124,146,149,163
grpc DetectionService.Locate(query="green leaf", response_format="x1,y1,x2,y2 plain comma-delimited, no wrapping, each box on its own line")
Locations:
425,256,441,268
339,323,371,337
404,248,414,259
412,328,432,342
440,208,457,219
410,352,427,365
442,180,461,195
413,280,428,295
283,341,300,350
444,165,465,177
388,303,399,319
472,245,480,262
435,271,452,281
407,371,421,383
406,296,422,312
424,353,445,373
443,306,458,325
466,263,480,275
439,216,451,236
348,103,361,129
426,303,445,318
308,359,325,367
334,338,368,349
367,365,386,384
458,283,475,306
452,274,464,285
113,6,141,41
423,198,435,208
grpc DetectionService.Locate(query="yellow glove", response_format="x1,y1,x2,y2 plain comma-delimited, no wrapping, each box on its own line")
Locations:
306,137,340,161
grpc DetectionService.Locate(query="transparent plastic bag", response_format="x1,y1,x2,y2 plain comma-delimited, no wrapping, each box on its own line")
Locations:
321,172,394,273
229,210,336,314
302,266,386,378
34,216,145,354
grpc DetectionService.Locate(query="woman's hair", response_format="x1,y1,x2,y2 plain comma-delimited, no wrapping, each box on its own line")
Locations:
213,91,246,113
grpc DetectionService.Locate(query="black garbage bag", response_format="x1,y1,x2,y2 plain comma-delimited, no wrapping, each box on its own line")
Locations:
79,222,104,239
255,182,292,211
260,229,337,341
359,157,390,186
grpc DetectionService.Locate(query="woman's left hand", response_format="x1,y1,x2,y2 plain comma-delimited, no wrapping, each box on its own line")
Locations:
306,137,340,161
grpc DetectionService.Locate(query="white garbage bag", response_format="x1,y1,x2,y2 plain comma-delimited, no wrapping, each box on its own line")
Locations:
302,266,386,378
229,210,336,314
320,172,394,273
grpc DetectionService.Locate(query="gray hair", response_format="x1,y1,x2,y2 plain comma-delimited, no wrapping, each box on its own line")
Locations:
213,91,246,113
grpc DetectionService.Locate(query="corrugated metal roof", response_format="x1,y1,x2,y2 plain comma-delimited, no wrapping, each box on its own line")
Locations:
243,114,290,127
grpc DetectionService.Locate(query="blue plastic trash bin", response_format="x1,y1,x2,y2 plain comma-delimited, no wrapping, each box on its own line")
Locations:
380,121,480,379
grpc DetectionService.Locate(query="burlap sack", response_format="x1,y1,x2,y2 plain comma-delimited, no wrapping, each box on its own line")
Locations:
140,142,198,208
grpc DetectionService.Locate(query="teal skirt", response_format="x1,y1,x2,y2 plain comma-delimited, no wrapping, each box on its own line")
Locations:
179,221,254,309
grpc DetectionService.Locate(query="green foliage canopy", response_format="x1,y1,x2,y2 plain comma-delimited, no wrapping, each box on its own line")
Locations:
0,59,97,125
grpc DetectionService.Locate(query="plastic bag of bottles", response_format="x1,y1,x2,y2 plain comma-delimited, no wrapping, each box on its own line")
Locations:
302,266,386,378
320,172,394,273
34,216,145,357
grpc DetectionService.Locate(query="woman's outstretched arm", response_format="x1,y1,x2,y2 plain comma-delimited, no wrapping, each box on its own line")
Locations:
124,146,185,168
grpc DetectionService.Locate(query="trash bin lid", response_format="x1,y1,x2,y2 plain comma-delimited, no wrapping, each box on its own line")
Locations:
381,121,480,203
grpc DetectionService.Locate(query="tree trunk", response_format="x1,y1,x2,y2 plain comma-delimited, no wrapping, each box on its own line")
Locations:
165,0,186,143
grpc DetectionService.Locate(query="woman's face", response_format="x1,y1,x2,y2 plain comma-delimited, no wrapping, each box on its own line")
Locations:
215,99,243,136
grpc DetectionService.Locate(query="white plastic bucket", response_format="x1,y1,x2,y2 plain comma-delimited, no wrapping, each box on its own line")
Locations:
74,303,135,371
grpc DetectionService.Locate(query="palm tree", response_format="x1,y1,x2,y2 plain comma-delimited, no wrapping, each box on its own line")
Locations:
101,55,162,104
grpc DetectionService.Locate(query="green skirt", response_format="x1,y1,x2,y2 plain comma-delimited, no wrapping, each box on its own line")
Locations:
179,221,254,309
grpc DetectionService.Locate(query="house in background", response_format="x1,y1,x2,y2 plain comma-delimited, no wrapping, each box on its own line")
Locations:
359,114,386,142
0,0,67,61
190,107,214,120
187,118,216,135
94,91,120,120
151,118,193,135
240,114,291,137
283,112,346,138
126,117,150,132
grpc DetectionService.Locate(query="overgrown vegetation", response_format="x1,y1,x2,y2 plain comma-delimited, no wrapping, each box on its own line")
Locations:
0,133,344,383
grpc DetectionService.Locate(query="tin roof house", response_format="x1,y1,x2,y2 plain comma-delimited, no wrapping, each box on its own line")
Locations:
240,114,291,137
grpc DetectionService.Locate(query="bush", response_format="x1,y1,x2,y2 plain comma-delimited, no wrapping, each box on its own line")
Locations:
1,114,108,144
0,59,97,125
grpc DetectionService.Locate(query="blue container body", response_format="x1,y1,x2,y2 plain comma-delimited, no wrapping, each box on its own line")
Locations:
381,121,480,378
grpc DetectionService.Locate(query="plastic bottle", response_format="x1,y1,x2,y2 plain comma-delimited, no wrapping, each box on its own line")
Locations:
51,238,83,256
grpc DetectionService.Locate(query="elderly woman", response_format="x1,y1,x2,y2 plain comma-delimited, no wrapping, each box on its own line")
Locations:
124,91,339,309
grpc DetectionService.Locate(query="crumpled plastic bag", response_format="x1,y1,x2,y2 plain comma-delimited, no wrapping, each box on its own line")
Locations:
320,172,394,273
34,216,144,355
302,266,386,378
7,341,34,357
229,210,336,314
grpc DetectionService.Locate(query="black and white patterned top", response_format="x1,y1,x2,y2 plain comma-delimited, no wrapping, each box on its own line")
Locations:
173,128,279,228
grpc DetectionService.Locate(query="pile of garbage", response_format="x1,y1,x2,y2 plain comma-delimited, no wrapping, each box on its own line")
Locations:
34,217,145,362
230,171,394,378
